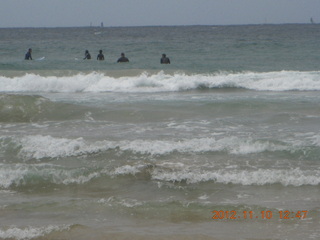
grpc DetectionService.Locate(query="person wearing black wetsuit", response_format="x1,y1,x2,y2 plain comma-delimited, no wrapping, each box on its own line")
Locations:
97,50,104,60
160,54,170,64
25,48,32,60
84,50,91,60
117,53,129,63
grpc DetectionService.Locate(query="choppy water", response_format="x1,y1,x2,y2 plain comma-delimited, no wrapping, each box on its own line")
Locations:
0,24,320,240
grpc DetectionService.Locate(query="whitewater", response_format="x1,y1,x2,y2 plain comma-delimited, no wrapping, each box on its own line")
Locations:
1,70,320,92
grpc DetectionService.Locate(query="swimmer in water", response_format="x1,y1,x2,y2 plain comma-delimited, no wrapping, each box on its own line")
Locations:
97,50,104,60
160,53,170,64
83,50,91,60
117,53,129,63
25,48,32,60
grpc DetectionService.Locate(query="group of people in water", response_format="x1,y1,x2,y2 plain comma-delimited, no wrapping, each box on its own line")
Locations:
25,48,171,64
84,50,130,62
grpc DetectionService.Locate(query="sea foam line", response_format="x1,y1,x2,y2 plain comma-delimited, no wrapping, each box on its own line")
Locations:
15,135,289,160
1,71,320,93
0,225,71,240
151,168,320,186
1,163,319,188
0,163,100,188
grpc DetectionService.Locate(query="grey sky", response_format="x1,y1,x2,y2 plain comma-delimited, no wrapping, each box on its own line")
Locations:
0,0,319,28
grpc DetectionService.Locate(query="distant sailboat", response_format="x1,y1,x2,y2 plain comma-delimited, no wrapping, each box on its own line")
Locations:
101,22,104,28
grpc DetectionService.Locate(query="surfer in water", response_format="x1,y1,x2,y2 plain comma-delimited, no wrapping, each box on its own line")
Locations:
83,50,91,60
25,48,32,60
160,54,170,64
117,53,129,63
97,50,104,60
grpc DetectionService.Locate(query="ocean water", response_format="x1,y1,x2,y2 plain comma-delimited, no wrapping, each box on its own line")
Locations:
0,24,320,240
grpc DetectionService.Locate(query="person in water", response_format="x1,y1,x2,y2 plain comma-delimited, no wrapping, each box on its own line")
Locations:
25,48,32,60
160,53,170,64
83,50,91,60
117,53,129,63
97,50,104,60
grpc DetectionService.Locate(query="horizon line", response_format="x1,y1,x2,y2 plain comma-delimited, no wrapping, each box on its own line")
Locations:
0,22,317,29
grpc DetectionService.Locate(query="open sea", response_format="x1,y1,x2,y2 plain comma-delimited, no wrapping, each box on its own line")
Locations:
1,24,320,240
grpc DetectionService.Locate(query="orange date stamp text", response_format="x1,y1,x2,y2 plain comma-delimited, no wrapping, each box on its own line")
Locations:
211,210,308,220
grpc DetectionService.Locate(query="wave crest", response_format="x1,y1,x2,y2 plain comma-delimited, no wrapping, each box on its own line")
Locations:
11,135,289,160
1,71,320,93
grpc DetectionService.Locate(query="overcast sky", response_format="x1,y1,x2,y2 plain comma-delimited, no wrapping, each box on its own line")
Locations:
0,0,319,28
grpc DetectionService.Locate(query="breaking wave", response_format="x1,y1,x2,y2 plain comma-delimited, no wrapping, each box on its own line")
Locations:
1,162,319,189
1,135,295,160
1,134,320,189
1,70,320,93
0,225,72,240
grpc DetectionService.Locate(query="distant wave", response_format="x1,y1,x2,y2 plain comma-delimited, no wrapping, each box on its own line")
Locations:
1,71,320,93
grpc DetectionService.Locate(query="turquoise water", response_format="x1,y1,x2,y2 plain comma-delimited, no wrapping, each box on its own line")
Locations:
0,24,320,240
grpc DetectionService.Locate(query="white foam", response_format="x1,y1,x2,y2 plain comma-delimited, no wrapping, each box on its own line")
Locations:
1,70,320,93
16,135,291,161
198,194,209,200
102,162,320,187
0,225,71,240
17,135,114,160
61,171,100,185
151,168,320,186
98,196,144,208
112,165,144,176
308,133,320,146
0,164,29,188
123,137,289,155
0,163,99,188
228,70,320,91
2,162,318,188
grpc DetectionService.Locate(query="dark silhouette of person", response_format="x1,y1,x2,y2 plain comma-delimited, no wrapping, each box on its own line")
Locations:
84,50,91,60
117,53,129,63
25,48,32,60
160,54,170,64
97,50,104,60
